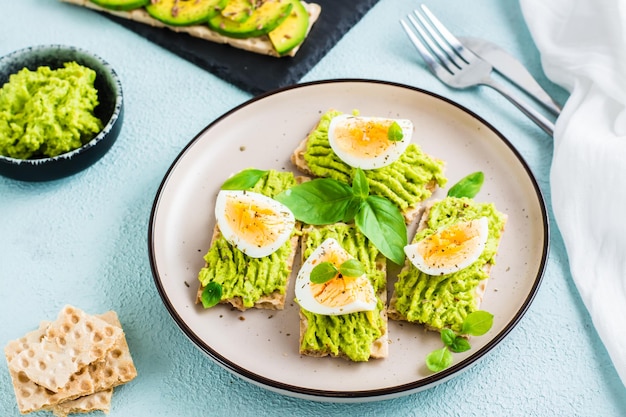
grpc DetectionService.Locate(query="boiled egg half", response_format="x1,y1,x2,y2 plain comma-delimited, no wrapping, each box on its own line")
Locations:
328,114,413,170
295,238,377,315
214,190,295,258
404,217,489,275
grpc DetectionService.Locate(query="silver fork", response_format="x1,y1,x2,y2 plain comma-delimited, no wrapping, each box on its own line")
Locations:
400,5,555,136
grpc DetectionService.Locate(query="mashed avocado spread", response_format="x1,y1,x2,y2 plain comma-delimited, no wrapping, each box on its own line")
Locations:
393,197,506,332
198,170,298,308
299,224,386,362
303,110,447,212
0,62,103,159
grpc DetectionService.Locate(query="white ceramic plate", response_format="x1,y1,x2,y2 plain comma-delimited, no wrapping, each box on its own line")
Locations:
149,80,549,402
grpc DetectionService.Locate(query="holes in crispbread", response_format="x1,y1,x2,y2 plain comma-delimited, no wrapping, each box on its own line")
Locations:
4,307,137,414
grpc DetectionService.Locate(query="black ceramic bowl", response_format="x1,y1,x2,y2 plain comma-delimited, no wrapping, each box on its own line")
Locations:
0,45,123,181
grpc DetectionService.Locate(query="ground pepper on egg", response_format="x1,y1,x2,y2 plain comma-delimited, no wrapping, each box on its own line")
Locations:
0,61,103,159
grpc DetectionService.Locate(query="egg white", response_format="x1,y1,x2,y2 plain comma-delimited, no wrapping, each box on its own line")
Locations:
404,217,489,275
295,238,377,315
214,190,295,258
327,114,413,170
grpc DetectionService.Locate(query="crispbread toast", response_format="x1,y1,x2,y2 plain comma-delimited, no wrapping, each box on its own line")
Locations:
196,171,307,311
59,0,321,58
196,223,301,311
291,109,446,224
4,309,136,415
388,198,507,332
297,224,388,361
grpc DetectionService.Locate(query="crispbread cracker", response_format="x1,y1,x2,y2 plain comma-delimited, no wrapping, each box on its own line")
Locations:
8,305,122,392
59,0,322,58
297,224,389,361
196,224,301,311
291,110,445,224
388,199,508,331
50,388,113,417
4,309,137,415
196,172,308,311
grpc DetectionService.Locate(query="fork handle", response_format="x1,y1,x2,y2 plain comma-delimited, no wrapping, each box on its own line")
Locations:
482,78,555,136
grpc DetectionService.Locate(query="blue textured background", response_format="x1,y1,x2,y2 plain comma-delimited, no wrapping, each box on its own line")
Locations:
1,0,625,415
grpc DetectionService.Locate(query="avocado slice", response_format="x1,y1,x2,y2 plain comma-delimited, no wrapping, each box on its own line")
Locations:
90,0,149,11
146,0,227,26
208,0,293,39
220,0,255,23
268,0,309,55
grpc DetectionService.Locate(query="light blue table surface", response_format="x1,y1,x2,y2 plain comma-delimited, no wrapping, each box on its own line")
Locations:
2,0,625,416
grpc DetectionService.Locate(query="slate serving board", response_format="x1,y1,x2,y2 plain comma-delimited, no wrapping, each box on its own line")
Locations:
101,1,380,95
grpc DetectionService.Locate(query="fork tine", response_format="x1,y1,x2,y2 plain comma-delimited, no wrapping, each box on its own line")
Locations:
400,18,440,74
407,13,457,72
419,4,475,63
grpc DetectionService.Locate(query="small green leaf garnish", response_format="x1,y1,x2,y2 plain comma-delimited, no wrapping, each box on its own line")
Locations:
447,171,484,198
310,262,339,284
275,169,408,264
310,259,366,284
221,168,268,190
440,328,457,347
461,310,494,336
426,347,453,372
387,121,404,142
448,336,472,353
200,282,223,308
338,259,366,278
425,310,494,372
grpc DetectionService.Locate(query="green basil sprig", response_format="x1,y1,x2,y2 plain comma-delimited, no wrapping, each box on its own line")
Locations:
425,310,494,372
447,171,484,198
310,259,366,284
276,169,407,265
221,168,268,190
201,282,223,309
387,121,404,142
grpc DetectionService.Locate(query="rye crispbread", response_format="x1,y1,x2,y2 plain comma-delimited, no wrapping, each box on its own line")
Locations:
59,0,321,58
196,172,308,311
4,308,137,415
196,223,301,311
49,388,113,417
8,305,123,392
291,110,446,224
297,224,389,361
387,199,508,331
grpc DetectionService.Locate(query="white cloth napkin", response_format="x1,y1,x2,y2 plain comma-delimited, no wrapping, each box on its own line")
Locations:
520,0,626,387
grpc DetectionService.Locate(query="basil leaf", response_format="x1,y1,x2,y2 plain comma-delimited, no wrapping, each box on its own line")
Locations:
200,282,223,308
310,262,338,284
440,328,457,348
275,179,355,225
387,121,404,141
221,169,268,190
447,171,484,198
448,336,471,353
356,196,407,265
426,347,453,372
461,310,494,336
343,196,362,223
352,168,369,199
339,259,366,278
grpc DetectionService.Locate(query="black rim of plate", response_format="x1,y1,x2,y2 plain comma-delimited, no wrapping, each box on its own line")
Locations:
148,79,550,401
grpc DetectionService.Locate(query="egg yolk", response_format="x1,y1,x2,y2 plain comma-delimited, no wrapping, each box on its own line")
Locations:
417,219,485,270
224,195,286,248
333,119,395,159
309,251,375,309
